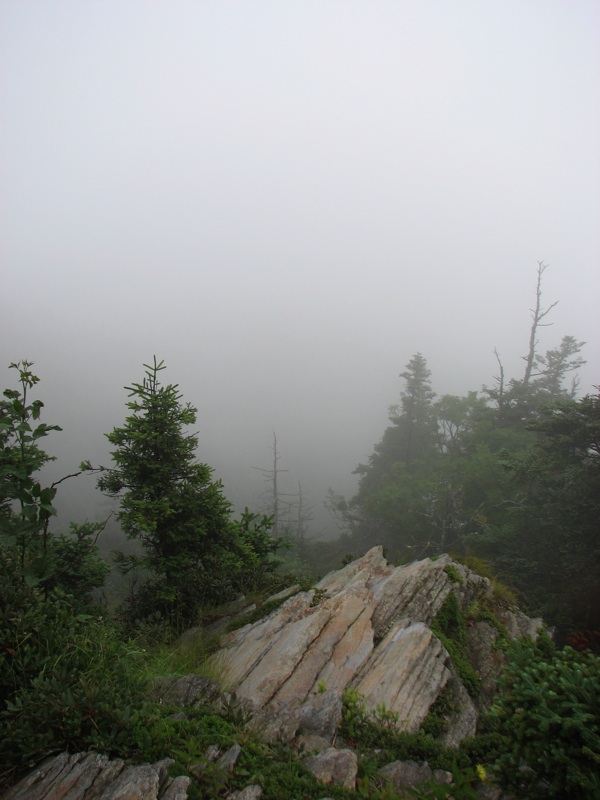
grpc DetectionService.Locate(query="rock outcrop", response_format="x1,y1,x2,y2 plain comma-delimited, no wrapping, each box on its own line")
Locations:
205,546,540,746
2,751,190,800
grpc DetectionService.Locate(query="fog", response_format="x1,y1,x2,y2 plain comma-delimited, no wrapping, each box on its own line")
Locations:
2,1,599,537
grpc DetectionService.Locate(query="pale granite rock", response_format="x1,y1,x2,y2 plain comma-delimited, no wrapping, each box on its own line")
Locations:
206,547,540,748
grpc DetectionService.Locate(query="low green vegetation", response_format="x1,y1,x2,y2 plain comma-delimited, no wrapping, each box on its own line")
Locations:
442,564,463,585
491,638,600,800
338,688,508,799
420,686,453,738
0,551,154,783
339,687,454,773
0,359,286,791
431,593,480,697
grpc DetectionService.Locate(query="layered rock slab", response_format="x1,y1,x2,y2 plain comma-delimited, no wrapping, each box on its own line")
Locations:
209,547,495,744
3,751,190,800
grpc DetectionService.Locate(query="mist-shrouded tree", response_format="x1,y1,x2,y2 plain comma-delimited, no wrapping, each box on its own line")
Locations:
480,391,600,636
355,353,438,493
388,352,439,472
333,354,444,559
323,264,592,637
98,358,281,625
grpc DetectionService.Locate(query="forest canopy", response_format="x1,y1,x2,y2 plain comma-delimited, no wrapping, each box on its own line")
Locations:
323,266,597,637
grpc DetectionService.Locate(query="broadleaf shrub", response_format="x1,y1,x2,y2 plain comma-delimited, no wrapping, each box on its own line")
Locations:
0,548,156,787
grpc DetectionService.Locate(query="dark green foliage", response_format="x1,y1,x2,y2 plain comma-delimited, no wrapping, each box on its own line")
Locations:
443,564,463,584
0,548,155,787
132,708,242,798
333,354,526,563
458,732,508,769
232,740,355,800
404,767,481,800
345,354,444,560
339,688,456,772
335,375,597,638
340,692,500,798
0,361,106,603
0,361,61,583
491,639,600,799
431,593,480,697
329,271,592,637
420,686,453,738
477,391,600,636
98,358,282,627
129,704,356,800
45,521,110,606
355,767,483,800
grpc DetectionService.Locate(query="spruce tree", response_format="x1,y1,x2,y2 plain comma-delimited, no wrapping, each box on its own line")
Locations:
99,358,278,623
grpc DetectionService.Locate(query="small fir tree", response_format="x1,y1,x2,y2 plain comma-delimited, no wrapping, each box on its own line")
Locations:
98,358,280,625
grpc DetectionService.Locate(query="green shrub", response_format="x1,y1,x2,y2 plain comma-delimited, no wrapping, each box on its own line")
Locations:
431,594,480,697
457,555,495,580
45,521,110,607
405,766,483,799
0,550,156,787
339,689,455,772
491,639,600,799
443,564,463,585
420,686,452,738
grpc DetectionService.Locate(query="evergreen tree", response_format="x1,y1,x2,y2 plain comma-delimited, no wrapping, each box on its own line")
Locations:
485,391,600,636
338,354,442,559
388,353,438,471
98,358,280,624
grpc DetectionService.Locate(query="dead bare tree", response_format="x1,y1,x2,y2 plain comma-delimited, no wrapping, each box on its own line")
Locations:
522,261,559,387
253,432,294,538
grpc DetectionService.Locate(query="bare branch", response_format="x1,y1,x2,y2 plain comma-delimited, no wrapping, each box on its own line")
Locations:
523,261,558,385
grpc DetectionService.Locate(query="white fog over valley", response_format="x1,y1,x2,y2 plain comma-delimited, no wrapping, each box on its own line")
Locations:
2,0,599,539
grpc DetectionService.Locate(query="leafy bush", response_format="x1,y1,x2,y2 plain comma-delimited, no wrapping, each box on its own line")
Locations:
45,521,110,606
443,564,463,585
404,766,483,800
420,686,453,738
491,639,600,799
339,688,455,772
0,549,156,788
0,360,62,583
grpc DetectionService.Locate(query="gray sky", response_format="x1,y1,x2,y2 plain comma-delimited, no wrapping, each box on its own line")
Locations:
2,1,599,535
